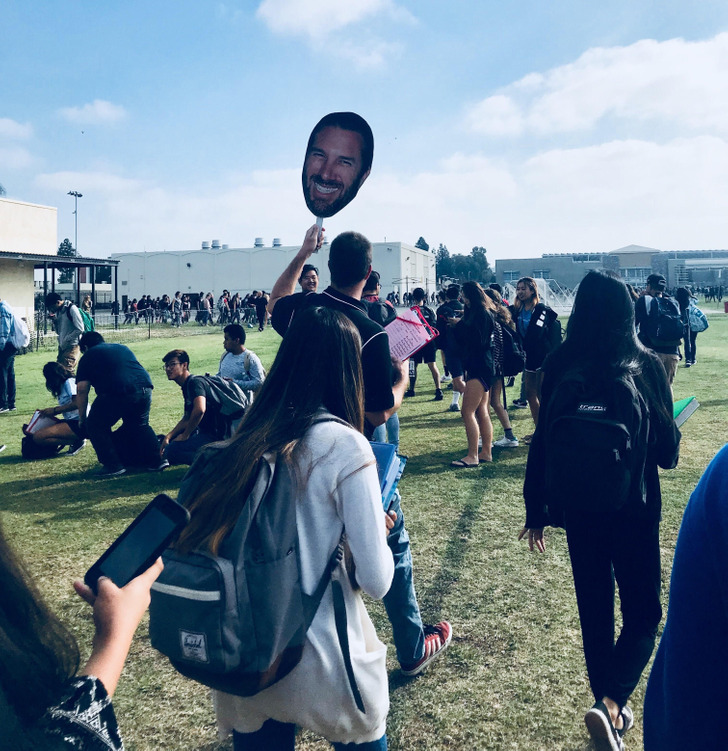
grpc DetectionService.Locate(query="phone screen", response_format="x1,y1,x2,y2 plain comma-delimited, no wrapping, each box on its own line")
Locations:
97,507,179,585
86,495,189,592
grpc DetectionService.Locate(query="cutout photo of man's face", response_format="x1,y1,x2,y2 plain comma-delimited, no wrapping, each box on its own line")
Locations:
302,113,373,218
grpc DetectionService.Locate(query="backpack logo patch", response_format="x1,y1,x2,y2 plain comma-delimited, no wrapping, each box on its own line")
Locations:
577,402,607,414
180,631,209,663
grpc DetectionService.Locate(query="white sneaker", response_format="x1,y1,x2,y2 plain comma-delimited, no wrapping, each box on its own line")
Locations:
440,375,452,383
493,436,519,448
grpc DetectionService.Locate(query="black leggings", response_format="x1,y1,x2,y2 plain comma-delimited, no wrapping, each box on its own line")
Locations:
684,330,698,363
565,511,662,708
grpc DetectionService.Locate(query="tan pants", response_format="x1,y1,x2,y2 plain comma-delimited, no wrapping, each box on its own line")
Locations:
655,352,679,396
58,345,81,372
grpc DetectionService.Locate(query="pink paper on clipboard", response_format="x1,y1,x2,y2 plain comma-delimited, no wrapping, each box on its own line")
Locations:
385,306,438,361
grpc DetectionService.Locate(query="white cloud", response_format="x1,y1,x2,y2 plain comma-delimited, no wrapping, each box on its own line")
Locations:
256,0,413,67
0,118,33,140
467,32,728,137
57,99,128,125
0,146,35,170
257,0,409,38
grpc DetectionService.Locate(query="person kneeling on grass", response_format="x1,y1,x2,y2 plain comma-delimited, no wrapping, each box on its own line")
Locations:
161,349,227,466
25,362,86,455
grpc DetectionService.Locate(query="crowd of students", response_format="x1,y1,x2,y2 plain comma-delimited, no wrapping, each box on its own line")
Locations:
0,237,718,750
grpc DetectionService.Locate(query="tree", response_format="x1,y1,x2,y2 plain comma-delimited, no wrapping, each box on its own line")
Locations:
415,236,430,252
57,238,76,284
435,244,452,279
469,246,495,285
0,183,6,197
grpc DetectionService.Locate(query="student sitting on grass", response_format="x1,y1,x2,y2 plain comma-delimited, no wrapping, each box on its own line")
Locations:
24,362,86,456
0,520,162,750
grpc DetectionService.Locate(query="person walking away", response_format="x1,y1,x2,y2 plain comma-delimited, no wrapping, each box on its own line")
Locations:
634,273,681,394
484,287,519,447
175,307,394,750
269,227,452,678
449,282,495,468
519,271,680,751
406,288,443,401
436,285,465,412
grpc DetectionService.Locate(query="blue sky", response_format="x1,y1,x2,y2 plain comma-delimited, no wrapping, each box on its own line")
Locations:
2,0,728,260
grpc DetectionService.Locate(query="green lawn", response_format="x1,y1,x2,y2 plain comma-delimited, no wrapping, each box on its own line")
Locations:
1,313,726,751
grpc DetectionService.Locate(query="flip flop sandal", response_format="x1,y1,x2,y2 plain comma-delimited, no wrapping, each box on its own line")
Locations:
450,459,479,468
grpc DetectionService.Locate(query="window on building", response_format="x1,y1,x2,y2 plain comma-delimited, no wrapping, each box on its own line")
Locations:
533,269,550,279
621,267,651,284
503,271,520,282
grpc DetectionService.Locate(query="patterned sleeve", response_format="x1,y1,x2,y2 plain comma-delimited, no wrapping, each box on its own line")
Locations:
42,676,124,750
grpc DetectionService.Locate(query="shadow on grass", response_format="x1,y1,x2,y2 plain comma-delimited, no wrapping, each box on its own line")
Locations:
0,464,188,519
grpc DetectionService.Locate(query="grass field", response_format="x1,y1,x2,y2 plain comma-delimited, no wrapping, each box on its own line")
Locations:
1,309,726,751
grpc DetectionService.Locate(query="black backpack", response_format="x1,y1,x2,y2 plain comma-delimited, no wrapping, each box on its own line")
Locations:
191,375,248,438
645,295,683,347
542,370,649,514
494,321,526,377
148,433,345,697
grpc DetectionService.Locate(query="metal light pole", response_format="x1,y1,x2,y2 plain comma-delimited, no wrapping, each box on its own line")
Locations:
67,191,82,253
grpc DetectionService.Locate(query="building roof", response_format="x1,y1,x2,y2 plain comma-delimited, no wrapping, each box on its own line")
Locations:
0,250,118,266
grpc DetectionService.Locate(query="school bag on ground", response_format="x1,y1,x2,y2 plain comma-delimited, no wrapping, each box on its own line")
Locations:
148,442,344,696
687,302,709,333
645,295,683,346
192,374,248,437
542,369,649,515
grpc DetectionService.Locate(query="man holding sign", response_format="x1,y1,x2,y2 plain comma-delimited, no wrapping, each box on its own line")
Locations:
268,227,453,677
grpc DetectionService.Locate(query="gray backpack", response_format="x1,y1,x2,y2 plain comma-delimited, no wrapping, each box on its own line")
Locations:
148,441,344,696
192,374,248,437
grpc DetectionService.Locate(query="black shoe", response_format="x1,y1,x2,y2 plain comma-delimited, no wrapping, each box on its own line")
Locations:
585,701,624,751
147,459,170,472
433,389,443,401
511,399,528,409
0,444,5,453
404,389,415,398
95,466,127,478
67,439,86,456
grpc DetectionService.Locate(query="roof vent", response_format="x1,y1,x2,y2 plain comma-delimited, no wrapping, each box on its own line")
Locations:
222,244,229,250
211,240,221,249
254,237,264,247
202,241,210,250
272,237,281,247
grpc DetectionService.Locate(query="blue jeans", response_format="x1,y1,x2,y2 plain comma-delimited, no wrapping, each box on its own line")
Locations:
164,430,217,465
371,413,400,453
233,721,387,750
382,489,425,666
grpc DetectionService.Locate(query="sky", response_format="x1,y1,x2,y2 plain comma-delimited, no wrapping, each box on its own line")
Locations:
2,0,728,262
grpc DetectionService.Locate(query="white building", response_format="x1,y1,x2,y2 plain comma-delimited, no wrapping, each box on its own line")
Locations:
0,197,57,320
111,238,436,303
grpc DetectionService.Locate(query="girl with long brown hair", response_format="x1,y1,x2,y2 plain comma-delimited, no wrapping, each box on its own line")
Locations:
177,306,394,751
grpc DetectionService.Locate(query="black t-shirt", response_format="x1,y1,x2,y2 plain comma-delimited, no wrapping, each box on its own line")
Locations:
76,343,153,395
272,288,395,415
436,300,464,350
182,376,224,438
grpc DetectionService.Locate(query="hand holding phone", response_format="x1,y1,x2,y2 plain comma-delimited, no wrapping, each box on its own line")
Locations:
84,494,189,594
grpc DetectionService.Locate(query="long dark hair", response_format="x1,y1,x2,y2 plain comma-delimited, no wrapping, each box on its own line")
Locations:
674,287,691,313
42,362,73,399
0,521,80,726
550,270,673,424
177,307,366,554
461,281,495,342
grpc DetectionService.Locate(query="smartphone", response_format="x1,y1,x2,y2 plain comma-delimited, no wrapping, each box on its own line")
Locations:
84,493,190,593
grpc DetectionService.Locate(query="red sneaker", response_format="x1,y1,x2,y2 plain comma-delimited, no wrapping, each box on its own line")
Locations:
400,621,452,676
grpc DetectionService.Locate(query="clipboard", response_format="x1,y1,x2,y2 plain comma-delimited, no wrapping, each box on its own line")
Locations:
385,306,438,361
